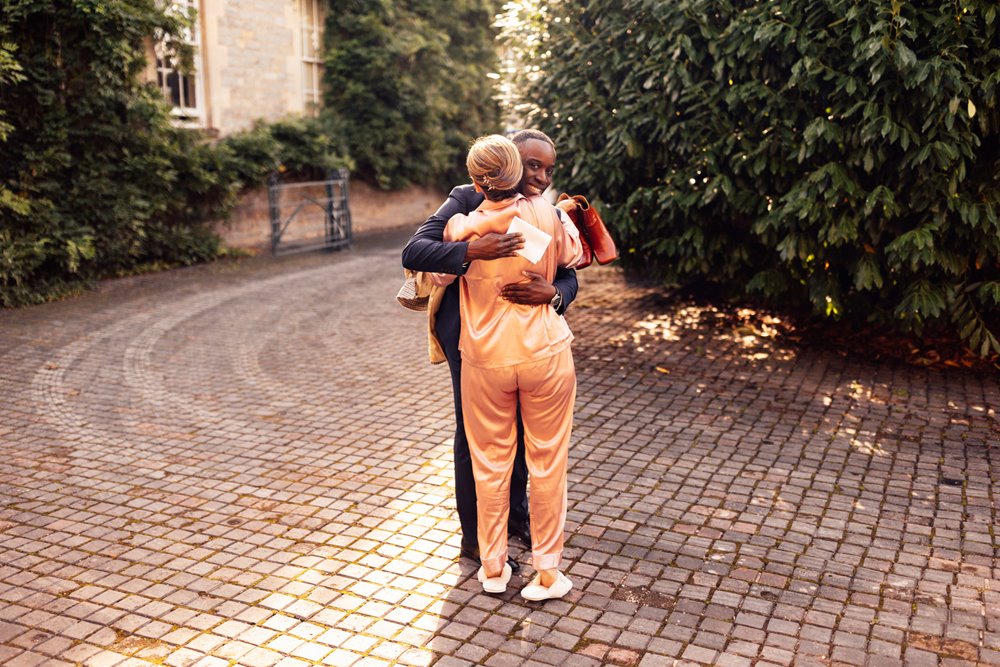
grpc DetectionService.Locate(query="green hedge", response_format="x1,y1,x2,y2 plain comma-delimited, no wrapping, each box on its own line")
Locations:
504,0,1000,356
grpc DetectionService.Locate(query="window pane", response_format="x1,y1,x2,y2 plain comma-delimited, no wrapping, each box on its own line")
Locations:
302,28,314,59
166,70,181,107
182,73,196,109
300,0,322,111
155,0,203,122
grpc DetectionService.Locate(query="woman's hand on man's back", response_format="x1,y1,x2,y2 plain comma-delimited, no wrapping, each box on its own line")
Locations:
500,271,558,305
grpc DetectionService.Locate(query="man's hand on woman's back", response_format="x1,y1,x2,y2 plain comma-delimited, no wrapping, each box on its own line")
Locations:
466,232,525,262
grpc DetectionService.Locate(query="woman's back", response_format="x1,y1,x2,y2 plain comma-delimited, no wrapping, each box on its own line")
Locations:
444,194,581,368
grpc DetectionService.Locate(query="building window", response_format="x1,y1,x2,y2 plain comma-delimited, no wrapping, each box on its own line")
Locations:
301,0,323,114
156,0,205,125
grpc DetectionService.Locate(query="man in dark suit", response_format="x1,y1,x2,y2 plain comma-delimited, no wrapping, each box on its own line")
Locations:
401,130,578,573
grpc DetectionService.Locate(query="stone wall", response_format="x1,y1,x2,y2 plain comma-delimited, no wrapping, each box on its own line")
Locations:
213,178,446,252
204,0,304,134
141,0,312,136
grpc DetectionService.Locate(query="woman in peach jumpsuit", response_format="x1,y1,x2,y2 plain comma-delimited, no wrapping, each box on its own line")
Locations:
433,135,583,600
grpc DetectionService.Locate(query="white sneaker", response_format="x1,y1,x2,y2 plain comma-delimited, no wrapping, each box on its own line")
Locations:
477,563,512,594
520,571,572,601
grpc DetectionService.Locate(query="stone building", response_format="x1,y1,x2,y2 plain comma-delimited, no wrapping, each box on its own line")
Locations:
143,0,324,136
141,0,442,249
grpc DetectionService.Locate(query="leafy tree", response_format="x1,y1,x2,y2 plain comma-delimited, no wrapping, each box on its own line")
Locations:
0,27,28,219
503,0,1000,356
323,0,502,189
0,0,217,305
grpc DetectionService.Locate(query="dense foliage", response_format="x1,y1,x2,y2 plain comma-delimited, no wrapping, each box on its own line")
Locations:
0,1,349,307
0,27,25,218
503,0,1000,356
324,0,502,189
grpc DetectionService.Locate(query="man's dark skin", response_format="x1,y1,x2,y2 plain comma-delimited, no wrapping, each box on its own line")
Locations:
401,135,577,572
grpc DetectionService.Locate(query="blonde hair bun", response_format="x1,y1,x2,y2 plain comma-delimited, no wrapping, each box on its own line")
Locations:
467,134,522,194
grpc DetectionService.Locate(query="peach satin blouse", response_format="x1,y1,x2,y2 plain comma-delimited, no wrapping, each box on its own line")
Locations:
442,194,583,369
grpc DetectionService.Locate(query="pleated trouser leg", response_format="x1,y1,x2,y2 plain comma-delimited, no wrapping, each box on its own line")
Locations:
462,348,575,575
517,349,575,571
462,362,518,575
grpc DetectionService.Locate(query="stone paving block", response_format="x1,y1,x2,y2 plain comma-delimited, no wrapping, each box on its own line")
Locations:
5,651,51,667
80,650,129,667
483,652,523,667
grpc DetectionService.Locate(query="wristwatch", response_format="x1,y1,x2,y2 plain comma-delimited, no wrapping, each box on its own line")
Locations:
549,287,563,311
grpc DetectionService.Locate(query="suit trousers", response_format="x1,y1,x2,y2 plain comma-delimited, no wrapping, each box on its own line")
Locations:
462,347,576,574
437,286,528,548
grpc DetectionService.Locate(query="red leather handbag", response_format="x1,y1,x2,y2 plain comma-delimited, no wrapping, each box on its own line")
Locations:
555,193,618,269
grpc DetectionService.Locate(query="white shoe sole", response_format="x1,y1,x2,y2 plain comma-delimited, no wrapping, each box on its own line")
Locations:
520,572,572,601
478,563,512,594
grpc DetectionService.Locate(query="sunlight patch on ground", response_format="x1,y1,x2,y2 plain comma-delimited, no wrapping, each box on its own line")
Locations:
850,437,887,457
610,309,691,352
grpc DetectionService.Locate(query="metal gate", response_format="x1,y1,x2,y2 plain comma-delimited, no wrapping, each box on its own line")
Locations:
268,168,352,256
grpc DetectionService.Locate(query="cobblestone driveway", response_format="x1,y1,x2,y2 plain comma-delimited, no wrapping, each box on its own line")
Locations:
1,229,998,667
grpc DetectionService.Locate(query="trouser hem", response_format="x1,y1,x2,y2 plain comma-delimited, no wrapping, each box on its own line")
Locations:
481,551,507,575
532,551,562,571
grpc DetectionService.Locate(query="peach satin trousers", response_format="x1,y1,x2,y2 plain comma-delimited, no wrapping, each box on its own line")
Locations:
461,347,576,574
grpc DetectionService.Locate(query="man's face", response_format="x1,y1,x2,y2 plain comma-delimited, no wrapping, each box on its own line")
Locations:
517,139,556,196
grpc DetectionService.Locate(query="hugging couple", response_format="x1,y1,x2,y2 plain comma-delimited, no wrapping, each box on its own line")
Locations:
402,130,586,601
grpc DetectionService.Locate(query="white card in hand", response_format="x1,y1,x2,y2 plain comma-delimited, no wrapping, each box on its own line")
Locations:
507,216,551,264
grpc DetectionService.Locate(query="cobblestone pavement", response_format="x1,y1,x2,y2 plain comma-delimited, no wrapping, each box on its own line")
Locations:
1,229,998,667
